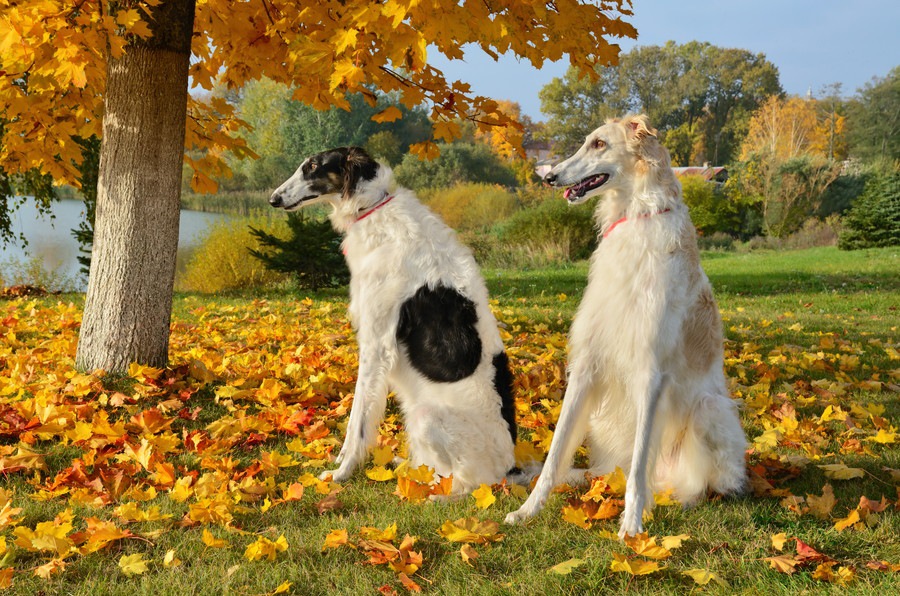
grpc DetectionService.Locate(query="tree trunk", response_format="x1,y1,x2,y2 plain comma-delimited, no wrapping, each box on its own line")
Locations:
76,1,195,372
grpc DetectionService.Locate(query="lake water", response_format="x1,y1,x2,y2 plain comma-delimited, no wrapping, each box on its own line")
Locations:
0,197,233,292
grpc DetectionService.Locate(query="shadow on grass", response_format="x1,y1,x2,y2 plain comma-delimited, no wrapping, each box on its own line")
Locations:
710,271,900,297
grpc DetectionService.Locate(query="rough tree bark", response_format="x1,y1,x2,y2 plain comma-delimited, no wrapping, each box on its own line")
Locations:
76,1,196,372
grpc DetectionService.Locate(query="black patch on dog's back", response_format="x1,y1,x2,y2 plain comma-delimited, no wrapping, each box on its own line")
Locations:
397,285,482,383
492,352,517,443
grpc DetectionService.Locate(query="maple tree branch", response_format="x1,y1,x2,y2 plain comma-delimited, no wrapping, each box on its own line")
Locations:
378,65,509,129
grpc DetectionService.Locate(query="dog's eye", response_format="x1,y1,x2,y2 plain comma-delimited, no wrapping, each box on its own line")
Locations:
309,162,318,171
591,139,606,150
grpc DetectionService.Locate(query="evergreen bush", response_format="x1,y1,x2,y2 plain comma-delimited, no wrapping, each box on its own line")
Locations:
249,211,349,290
838,170,900,249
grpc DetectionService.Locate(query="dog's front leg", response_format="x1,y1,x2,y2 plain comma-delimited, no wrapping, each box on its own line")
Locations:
504,362,594,524
320,343,391,483
618,373,669,538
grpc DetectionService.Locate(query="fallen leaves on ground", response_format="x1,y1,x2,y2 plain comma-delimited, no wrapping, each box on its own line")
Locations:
0,295,898,590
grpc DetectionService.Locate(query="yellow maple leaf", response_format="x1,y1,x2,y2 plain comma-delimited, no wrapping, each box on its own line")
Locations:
366,466,395,482
514,441,543,465
765,554,799,574
660,534,690,551
322,529,349,550
34,558,66,579
169,476,194,502
806,484,836,520
818,463,865,480
682,568,728,587
623,533,672,560
371,106,403,123
609,553,662,576
549,557,585,575
244,535,289,562
115,8,142,29
433,119,461,143
0,567,12,589
119,553,149,576
753,427,782,451
771,532,790,551
833,508,862,532
408,141,440,161
561,504,592,529
403,464,435,484
13,520,74,557
201,528,229,549
812,562,856,585
605,467,627,495
653,489,678,506
163,549,181,568
381,0,409,27
372,445,395,466
332,28,359,53
360,523,397,542
867,429,898,444
437,517,503,544
460,544,478,566
471,484,496,510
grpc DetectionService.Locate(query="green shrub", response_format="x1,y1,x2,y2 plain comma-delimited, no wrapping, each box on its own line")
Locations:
249,210,349,290
420,183,519,231
463,231,581,269
839,170,900,249
697,232,736,252
394,142,518,191
177,215,290,293
679,174,739,236
817,171,870,217
492,193,598,261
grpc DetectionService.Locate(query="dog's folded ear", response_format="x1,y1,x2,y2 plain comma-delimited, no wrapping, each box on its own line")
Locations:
625,114,658,142
625,114,670,173
342,147,378,200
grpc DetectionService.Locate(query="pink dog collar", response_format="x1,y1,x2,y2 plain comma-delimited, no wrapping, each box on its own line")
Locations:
603,208,672,239
355,194,395,223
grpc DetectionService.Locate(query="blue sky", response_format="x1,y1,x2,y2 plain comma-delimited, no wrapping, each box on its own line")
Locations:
428,0,900,119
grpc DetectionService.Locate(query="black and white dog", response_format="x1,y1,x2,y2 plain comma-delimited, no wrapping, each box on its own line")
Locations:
270,147,518,493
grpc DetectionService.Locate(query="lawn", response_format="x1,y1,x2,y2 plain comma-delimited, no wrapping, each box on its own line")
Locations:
1,246,898,594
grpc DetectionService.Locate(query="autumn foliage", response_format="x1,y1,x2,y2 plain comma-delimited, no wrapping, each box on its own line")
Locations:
0,0,637,192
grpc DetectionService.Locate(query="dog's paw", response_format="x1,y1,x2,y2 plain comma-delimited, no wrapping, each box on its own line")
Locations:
617,507,644,539
504,503,538,525
319,467,351,483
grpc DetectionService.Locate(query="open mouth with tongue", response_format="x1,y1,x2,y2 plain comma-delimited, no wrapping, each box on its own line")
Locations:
563,173,610,202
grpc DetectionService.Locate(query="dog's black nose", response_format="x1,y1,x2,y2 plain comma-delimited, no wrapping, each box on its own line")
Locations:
269,192,283,208
544,172,558,186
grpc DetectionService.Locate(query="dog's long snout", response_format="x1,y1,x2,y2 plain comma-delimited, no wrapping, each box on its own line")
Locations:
543,171,558,186
269,192,284,208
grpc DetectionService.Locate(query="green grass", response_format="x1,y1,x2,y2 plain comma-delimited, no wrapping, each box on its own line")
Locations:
3,246,899,595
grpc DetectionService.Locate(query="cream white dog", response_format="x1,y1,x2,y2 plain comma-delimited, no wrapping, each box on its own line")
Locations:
505,115,747,536
269,147,518,494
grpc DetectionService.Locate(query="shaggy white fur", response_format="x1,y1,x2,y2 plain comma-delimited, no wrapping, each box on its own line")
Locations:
271,152,516,494
504,115,747,537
